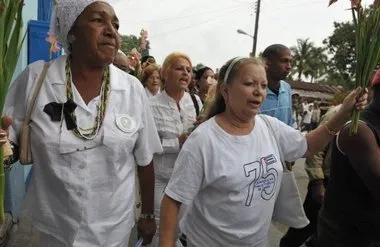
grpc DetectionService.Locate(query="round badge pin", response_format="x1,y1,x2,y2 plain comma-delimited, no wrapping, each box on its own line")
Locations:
115,114,136,133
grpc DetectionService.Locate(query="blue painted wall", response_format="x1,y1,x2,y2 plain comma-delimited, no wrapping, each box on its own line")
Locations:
38,0,53,21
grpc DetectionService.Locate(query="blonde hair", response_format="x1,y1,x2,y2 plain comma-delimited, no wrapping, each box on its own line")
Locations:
141,64,160,87
205,57,265,120
160,52,192,83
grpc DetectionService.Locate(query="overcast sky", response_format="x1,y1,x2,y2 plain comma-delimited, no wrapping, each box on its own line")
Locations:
113,0,372,70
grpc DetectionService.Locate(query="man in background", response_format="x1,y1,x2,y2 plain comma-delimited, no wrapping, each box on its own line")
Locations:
113,50,131,73
260,44,293,126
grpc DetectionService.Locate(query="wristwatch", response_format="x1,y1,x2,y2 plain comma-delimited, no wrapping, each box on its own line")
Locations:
139,213,155,220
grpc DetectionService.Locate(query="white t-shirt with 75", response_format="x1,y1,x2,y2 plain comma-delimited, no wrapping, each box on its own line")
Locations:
165,115,307,247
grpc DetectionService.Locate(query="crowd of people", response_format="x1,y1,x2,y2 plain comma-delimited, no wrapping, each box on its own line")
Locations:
291,98,321,133
0,0,379,247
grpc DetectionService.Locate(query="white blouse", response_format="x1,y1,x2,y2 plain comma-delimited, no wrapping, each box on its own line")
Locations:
150,91,202,180
4,56,162,247
145,87,160,98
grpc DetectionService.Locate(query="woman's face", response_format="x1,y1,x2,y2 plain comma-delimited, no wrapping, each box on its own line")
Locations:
224,63,267,120
164,58,192,93
146,70,161,94
70,2,120,66
197,69,215,92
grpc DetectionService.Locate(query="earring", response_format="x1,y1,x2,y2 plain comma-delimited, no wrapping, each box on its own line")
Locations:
67,34,76,44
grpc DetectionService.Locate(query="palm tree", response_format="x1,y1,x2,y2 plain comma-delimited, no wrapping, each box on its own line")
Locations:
291,39,328,82
304,47,328,82
290,38,314,80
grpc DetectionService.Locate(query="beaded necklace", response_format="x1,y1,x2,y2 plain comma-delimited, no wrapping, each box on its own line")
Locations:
65,59,110,140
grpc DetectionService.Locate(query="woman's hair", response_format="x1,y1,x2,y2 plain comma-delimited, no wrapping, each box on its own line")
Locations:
141,55,155,64
140,64,160,86
195,66,213,80
205,57,264,120
213,72,219,81
160,52,192,83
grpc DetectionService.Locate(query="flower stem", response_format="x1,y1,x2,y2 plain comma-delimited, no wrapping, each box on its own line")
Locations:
350,109,361,136
352,7,358,27
0,145,4,224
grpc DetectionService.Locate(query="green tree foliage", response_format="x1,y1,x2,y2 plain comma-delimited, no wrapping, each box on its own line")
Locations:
120,34,150,57
305,47,328,83
330,90,350,105
194,63,206,71
318,71,347,87
291,38,314,80
323,21,356,89
120,34,139,55
290,39,328,82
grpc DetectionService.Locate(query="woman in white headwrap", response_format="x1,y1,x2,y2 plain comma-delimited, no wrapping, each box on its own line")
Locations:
0,1,162,246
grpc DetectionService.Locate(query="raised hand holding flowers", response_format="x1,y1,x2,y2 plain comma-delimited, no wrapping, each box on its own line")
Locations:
329,0,380,134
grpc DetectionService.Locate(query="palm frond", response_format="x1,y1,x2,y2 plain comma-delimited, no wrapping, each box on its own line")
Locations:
350,5,380,134
0,0,25,224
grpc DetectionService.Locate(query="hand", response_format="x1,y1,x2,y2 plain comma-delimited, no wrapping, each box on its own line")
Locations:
339,87,368,119
137,218,156,245
0,116,13,146
311,182,325,204
178,133,189,148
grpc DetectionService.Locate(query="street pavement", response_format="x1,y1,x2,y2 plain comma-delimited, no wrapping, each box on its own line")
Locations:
269,158,309,247
6,159,309,247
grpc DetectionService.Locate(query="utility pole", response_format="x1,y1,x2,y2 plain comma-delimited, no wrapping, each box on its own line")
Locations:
252,0,261,57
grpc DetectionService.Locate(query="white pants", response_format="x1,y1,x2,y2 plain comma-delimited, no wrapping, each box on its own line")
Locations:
147,177,184,247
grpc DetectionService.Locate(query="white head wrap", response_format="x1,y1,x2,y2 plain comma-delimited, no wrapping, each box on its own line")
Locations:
49,0,110,52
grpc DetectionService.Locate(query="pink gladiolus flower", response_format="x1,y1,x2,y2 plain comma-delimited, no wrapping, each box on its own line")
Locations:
46,32,61,53
128,48,141,69
372,70,380,87
140,40,147,50
140,29,148,39
45,32,56,44
139,29,148,50
50,43,61,53
129,48,141,61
